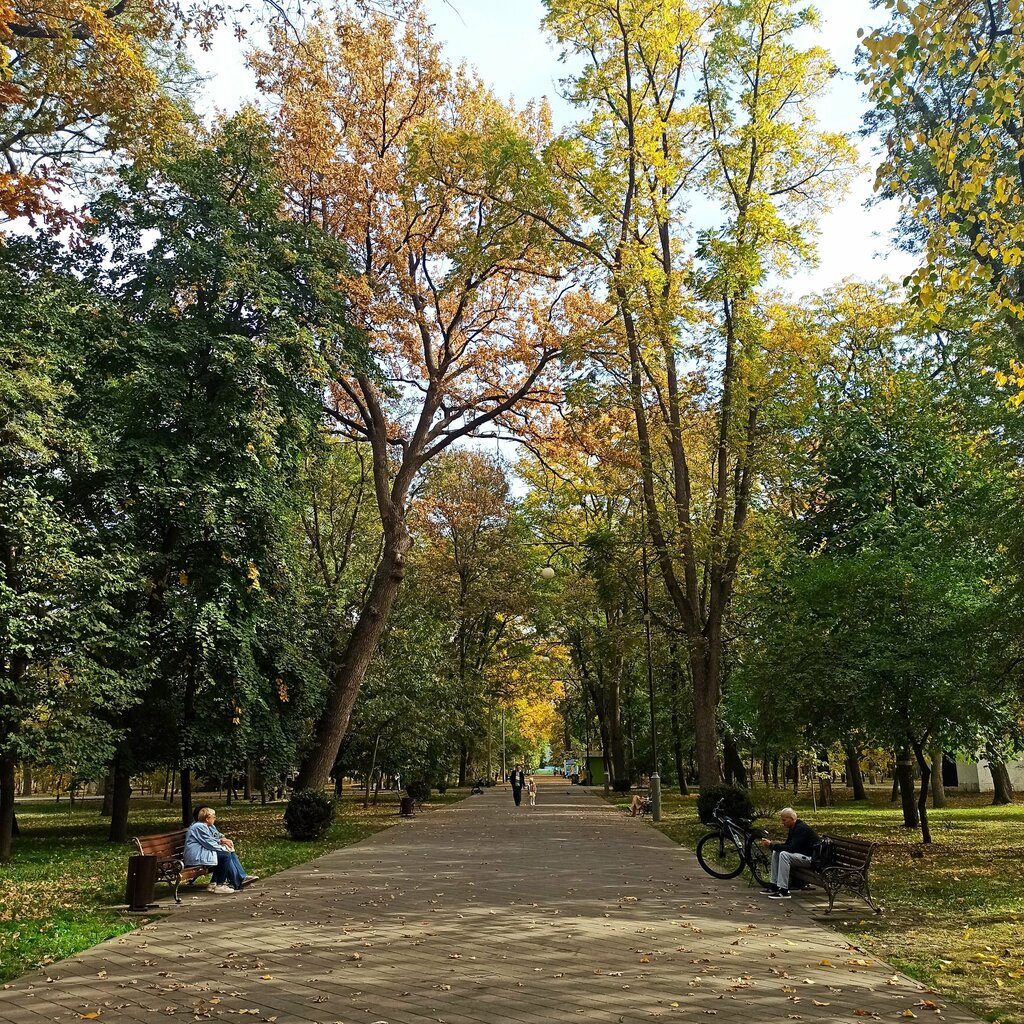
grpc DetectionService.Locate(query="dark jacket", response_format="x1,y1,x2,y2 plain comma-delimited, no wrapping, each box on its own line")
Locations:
770,819,817,856
509,770,525,790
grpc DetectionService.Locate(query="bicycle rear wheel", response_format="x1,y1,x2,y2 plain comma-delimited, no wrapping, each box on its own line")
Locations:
746,841,772,886
696,831,745,879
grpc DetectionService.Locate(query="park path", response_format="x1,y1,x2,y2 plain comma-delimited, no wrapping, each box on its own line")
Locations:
0,782,977,1024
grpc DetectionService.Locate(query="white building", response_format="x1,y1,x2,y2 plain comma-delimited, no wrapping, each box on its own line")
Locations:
952,756,1024,793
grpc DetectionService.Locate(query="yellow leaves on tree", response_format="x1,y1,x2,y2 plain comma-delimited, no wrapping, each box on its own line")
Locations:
863,1,1024,332
1,0,179,223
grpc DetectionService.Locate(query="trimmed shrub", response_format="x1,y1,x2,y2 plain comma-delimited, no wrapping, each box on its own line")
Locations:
283,789,335,841
612,777,633,793
696,784,754,825
406,779,431,802
436,780,449,794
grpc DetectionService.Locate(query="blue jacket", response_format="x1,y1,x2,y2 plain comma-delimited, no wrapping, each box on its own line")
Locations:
184,821,224,867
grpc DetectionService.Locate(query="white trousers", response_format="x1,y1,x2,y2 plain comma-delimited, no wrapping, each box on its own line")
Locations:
771,850,811,889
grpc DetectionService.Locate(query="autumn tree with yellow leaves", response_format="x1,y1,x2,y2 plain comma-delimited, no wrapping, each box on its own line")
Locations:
536,0,856,785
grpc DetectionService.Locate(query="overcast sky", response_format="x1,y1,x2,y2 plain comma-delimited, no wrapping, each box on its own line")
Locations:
192,0,915,295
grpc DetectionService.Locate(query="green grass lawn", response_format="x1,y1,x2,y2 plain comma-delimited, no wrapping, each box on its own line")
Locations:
0,788,466,984
612,788,1024,1024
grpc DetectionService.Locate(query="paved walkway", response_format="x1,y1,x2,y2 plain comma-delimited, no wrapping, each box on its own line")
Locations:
0,784,977,1024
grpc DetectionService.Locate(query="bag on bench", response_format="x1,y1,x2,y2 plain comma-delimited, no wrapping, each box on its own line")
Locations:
810,836,837,872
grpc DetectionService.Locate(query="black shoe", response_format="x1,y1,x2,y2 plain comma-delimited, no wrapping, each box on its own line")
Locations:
759,886,778,895
768,888,791,899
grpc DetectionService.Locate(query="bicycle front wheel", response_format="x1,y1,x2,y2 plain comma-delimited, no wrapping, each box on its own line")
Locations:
696,830,745,879
746,841,772,886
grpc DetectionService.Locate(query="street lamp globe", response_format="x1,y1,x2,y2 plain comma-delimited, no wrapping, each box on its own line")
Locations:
539,565,555,580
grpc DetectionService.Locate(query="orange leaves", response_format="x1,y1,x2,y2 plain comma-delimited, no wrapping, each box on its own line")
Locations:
2,0,179,224
253,0,565,461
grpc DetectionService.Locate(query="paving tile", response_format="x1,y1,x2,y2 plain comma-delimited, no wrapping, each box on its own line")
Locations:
0,784,978,1024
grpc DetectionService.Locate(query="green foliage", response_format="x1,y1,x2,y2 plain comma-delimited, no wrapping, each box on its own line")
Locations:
283,790,336,841
696,784,754,825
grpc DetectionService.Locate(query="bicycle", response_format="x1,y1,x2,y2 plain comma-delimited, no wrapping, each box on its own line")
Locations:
695,798,772,886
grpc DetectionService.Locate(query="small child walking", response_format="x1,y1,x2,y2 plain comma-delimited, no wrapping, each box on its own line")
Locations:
527,777,537,806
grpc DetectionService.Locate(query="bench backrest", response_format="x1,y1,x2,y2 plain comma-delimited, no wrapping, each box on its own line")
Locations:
823,834,875,871
133,829,188,860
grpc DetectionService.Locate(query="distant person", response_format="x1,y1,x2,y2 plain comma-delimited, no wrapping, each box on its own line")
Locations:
758,806,817,899
527,776,537,806
509,766,525,807
184,807,259,894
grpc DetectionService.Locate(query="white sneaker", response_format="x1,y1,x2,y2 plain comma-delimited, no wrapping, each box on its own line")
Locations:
210,884,236,894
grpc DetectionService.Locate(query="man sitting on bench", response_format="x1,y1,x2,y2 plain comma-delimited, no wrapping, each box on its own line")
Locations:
758,806,817,900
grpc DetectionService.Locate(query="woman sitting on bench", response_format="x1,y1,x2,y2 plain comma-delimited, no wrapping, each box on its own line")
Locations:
184,807,259,894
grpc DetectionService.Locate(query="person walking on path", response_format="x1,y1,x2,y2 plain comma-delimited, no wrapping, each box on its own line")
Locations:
759,806,817,899
184,807,259,893
527,776,537,806
509,767,525,806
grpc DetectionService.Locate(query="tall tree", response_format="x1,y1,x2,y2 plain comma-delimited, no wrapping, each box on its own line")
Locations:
532,0,856,785
251,1,565,788
77,109,354,831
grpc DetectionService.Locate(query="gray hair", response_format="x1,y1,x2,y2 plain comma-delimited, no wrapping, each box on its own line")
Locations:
779,807,798,819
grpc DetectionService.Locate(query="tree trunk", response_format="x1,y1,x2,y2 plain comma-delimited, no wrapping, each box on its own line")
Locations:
108,754,133,844
816,754,833,806
296,525,412,790
690,646,722,788
990,761,1015,805
458,742,469,788
895,749,919,828
791,753,799,794
20,763,32,797
890,774,899,802
244,761,255,801
0,754,16,862
363,733,380,810
669,661,688,795
722,732,747,788
180,767,192,828
844,744,867,800
910,739,932,844
930,743,946,809
607,669,628,788
100,766,114,817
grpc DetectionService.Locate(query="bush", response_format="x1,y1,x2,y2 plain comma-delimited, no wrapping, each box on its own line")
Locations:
696,784,754,824
283,789,335,841
436,780,449,794
612,778,633,793
406,779,431,802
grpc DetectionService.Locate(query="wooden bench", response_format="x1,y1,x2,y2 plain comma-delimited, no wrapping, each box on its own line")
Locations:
133,829,210,904
789,834,881,915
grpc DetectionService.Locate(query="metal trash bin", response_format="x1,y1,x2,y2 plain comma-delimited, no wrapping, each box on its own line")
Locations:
125,854,158,910
399,795,415,817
